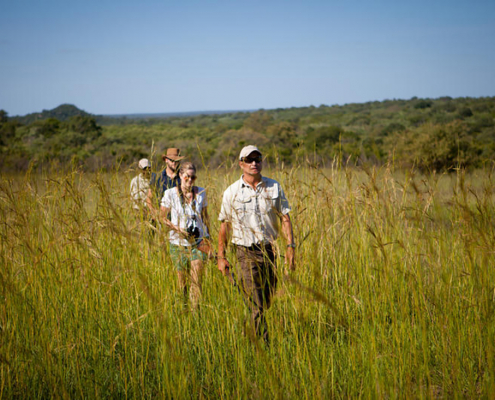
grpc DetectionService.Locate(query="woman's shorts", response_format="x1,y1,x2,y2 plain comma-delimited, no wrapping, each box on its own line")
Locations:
169,243,207,271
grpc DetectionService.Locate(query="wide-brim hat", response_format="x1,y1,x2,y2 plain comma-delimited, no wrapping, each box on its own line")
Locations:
162,148,185,161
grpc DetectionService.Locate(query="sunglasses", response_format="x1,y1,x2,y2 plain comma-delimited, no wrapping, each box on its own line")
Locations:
166,158,180,163
183,174,197,181
242,155,262,164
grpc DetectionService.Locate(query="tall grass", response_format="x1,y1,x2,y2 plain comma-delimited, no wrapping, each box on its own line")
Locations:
1,163,494,398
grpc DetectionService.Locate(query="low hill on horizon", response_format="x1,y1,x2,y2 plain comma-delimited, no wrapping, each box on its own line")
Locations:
11,104,92,125
8,104,252,125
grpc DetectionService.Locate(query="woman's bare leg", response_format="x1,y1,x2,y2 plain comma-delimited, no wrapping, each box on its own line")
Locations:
177,270,188,306
189,260,204,310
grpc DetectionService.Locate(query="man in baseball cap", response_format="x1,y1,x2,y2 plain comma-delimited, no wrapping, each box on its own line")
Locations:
217,145,295,344
130,158,152,213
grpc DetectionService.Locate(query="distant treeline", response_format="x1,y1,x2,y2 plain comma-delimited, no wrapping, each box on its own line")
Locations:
1,96,494,172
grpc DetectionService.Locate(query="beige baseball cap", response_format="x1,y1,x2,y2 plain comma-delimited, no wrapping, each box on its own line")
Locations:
138,158,151,169
239,145,262,160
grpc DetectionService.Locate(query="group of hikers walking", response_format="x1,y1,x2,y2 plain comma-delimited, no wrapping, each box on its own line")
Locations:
130,145,295,343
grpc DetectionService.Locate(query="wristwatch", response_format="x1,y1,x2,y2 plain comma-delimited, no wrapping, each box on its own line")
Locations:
287,243,296,248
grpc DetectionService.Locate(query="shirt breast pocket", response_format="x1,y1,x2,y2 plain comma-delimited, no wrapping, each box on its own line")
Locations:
233,197,253,219
261,187,279,214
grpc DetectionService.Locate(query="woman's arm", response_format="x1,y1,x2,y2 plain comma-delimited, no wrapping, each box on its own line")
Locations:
159,205,173,228
160,205,187,236
146,188,158,219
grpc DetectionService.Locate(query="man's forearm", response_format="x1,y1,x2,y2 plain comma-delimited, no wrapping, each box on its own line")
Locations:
281,214,294,244
217,222,232,275
281,214,296,270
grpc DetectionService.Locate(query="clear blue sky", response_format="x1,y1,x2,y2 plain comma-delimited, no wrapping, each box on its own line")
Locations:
1,0,494,116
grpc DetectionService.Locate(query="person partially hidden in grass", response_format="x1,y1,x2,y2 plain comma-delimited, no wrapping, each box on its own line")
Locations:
160,162,213,310
130,158,152,219
146,147,184,220
217,145,295,343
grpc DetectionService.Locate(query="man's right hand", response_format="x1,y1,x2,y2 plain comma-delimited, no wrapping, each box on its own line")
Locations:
217,257,230,276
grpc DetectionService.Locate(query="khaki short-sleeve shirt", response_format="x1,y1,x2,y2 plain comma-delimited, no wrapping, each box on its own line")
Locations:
130,174,150,210
218,176,291,246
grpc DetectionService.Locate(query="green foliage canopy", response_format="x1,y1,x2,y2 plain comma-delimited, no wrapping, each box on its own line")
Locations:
1,96,494,172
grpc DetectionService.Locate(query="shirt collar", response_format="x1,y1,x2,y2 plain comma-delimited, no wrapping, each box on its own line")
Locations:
162,169,179,181
240,175,265,189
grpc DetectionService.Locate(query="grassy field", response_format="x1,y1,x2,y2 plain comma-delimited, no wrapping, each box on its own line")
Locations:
1,163,494,398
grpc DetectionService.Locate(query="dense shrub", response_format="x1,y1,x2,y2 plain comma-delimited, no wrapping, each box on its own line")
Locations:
388,121,483,171
414,99,432,109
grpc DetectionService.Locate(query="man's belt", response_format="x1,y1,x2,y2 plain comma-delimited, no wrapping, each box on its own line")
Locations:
235,242,273,252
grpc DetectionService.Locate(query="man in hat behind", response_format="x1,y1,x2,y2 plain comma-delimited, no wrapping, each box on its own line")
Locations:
217,145,295,344
130,158,152,216
147,148,185,217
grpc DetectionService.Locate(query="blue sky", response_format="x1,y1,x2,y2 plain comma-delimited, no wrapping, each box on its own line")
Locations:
1,0,494,116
